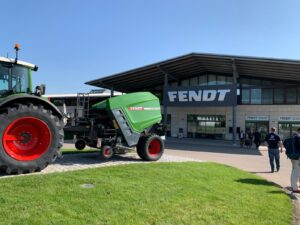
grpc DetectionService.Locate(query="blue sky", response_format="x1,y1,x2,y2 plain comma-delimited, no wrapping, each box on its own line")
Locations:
1,0,300,93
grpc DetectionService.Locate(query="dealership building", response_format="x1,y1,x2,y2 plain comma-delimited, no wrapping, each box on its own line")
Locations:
85,53,300,141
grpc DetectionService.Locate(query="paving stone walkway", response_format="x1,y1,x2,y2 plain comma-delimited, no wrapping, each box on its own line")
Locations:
0,152,203,179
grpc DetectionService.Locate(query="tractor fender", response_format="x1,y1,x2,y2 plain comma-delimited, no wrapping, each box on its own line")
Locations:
0,94,63,119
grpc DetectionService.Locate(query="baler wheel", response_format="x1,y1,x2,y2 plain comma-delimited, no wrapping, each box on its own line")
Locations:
75,139,86,150
0,104,64,174
101,145,114,159
137,134,164,161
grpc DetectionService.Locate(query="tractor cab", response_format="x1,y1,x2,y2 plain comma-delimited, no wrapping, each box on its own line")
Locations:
0,45,39,98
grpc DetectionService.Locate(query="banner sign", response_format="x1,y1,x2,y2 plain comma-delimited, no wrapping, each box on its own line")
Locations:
279,116,300,122
164,85,237,107
246,116,269,121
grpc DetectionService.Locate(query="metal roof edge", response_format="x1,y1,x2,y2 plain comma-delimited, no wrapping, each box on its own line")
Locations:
85,52,300,86
85,52,197,85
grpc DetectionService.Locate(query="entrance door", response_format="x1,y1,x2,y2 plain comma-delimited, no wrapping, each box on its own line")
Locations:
162,114,171,137
187,115,226,139
278,123,300,140
245,121,269,141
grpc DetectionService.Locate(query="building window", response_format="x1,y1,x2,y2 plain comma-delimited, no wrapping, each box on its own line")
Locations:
187,115,226,139
199,75,207,86
241,78,252,87
170,81,178,87
190,77,198,86
286,88,297,104
251,89,262,104
274,88,284,104
216,75,226,85
181,79,189,87
226,76,233,84
242,89,250,104
262,89,273,104
208,74,217,85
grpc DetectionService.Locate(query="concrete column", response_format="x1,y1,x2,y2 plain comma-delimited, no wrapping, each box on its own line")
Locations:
110,88,114,97
163,73,168,127
232,59,238,145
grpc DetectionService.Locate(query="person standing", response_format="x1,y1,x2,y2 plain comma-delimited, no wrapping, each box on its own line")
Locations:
239,130,245,148
247,131,253,148
265,127,283,173
254,130,261,149
290,128,300,193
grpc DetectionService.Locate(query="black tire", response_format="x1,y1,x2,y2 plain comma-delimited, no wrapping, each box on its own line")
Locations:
0,104,64,174
136,134,164,161
136,136,146,159
100,145,114,160
75,139,86,150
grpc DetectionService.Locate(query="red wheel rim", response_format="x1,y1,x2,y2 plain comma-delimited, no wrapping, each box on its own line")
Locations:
3,117,51,161
104,147,112,157
148,139,161,156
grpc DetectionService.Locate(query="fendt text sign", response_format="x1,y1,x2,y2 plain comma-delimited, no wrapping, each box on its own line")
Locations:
164,85,237,107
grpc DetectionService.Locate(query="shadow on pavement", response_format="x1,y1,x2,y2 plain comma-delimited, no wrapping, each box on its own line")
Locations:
166,138,263,156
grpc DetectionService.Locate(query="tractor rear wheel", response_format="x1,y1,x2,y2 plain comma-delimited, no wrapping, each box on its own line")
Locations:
137,134,164,161
0,104,64,174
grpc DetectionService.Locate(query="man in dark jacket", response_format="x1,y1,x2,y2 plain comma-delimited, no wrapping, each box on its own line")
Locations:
290,128,300,193
265,127,283,173
254,130,261,149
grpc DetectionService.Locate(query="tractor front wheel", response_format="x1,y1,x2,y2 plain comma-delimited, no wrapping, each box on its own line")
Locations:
0,104,64,174
137,134,164,161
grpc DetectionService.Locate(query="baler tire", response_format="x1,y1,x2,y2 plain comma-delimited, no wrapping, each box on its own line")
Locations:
136,136,146,159
75,139,86,150
137,134,164,161
100,145,114,160
0,104,64,174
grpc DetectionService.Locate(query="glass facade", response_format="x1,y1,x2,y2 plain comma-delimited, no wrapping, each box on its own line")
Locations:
278,123,300,140
240,78,300,105
187,115,226,139
168,74,300,105
174,74,233,87
245,121,269,141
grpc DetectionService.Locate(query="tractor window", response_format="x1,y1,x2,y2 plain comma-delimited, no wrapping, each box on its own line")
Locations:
11,65,29,93
0,64,9,96
0,64,30,96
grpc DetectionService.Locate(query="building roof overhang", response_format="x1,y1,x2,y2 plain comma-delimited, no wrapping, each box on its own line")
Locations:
86,53,300,92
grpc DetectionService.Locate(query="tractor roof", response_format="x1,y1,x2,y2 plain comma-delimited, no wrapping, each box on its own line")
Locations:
0,57,38,71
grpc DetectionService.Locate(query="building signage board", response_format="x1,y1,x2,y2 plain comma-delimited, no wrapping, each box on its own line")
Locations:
164,85,237,107
278,116,300,122
246,116,269,121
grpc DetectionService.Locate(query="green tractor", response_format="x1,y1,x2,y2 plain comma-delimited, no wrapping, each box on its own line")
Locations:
0,45,64,174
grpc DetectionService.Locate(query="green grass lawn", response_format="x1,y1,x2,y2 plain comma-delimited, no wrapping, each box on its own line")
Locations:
0,162,292,225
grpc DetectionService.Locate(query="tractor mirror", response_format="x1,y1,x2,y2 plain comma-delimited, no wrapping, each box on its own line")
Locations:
35,84,46,96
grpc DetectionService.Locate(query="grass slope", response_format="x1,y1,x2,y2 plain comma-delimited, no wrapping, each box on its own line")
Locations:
0,162,292,225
